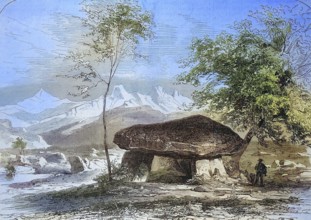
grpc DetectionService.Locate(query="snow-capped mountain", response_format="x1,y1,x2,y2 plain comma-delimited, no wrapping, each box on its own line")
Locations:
0,85,193,148
0,89,72,127
0,85,192,132
106,85,193,113
0,119,49,149
17,89,71,114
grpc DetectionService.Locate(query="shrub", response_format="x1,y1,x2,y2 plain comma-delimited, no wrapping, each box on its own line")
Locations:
5,162,16,179
94,159,133,192
12,137,27,155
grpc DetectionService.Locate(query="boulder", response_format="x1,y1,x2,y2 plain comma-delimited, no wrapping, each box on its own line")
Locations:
43,152,67,163
21,155,39,165
22,152,71,174
271,160,281,168
68,156,86,174
83,158,91,169
90,148,99,157
34,161,71,174
272,159,306,169
114,115,244,159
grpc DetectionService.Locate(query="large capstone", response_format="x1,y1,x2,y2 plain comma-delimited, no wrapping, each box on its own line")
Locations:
114,115,244,159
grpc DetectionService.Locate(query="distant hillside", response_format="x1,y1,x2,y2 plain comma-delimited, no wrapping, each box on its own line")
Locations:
0,85,195,149
41,106,202,149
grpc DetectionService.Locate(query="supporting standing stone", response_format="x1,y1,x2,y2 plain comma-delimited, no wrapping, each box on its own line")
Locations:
196,158,228,181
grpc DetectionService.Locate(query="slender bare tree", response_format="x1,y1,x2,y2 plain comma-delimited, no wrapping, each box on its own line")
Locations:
63,0,153,181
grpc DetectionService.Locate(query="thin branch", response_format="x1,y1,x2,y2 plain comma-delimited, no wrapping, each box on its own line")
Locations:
92,78,106,87
297,0,311,10
0,0,16,14
96,72,108,85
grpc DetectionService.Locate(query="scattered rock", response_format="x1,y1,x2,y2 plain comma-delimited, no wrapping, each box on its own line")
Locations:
193,186,209,192
272,160,306,169
271,160,281,168
68,156,86,174
21,152,71,174
252,151,276,156
90,148,99,157
21,155,40,165
45,153,65,162
83,158,91,169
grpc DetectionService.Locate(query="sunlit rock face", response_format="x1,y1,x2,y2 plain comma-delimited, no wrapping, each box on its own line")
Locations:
196,158,228,181
68,156,87,174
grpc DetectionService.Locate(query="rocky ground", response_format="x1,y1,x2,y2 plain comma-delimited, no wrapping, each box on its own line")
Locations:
8,180,311,219
1,143,311,220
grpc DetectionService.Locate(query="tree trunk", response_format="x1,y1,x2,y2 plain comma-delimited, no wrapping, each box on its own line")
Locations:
103,84,112,181
224,127,255,178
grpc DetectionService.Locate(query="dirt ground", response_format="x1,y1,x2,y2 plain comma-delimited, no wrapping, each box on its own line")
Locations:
240,141,310,186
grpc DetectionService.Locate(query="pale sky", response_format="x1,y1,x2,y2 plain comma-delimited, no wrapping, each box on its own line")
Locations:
0,0,297,105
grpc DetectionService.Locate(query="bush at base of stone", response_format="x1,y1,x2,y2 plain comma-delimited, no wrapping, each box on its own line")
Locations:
147,169,187,183
94,161,133,191
94,174,111,192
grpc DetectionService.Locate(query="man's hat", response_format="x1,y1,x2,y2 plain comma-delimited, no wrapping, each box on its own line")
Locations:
258,158,263,162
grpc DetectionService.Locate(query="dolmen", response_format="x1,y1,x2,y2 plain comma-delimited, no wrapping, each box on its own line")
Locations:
113,115,244,183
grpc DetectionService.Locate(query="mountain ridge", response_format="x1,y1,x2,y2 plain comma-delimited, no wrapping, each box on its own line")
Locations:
0,85,193,128
0,85,193,149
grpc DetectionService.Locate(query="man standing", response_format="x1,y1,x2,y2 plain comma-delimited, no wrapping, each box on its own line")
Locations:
254,159,267,186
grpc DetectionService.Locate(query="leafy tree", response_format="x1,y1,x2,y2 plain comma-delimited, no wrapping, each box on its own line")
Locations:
178,4,311,177
12,137,27,155
64,1,153,181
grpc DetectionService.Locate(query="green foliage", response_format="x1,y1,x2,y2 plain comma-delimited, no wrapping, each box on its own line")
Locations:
95,159,132,191
79,0,154,80
12,137,27,155
178,6,311,145
95,173,113,192
5,161,16,179
287,87,311,143
66,0,154,181
66,0,154,97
